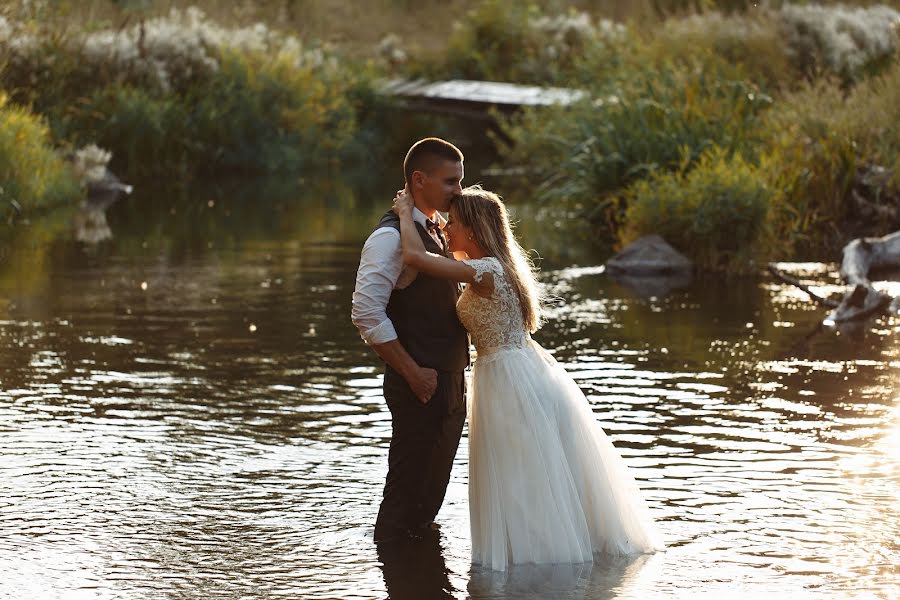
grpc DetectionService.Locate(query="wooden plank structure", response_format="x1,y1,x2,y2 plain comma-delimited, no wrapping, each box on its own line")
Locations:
380,78,586,121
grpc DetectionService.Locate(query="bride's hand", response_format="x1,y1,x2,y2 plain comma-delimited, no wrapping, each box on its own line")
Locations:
391,188,413,216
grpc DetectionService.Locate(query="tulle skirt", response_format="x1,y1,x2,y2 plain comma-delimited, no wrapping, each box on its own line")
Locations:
468,339,665,571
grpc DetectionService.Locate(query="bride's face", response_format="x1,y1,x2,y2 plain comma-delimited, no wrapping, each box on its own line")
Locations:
445,206,475,255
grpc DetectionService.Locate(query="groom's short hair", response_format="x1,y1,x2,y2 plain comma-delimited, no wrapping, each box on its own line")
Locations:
404,138,464,184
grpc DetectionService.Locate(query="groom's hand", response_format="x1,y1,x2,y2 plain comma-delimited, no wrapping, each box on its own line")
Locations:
370,340,437,404
407,366,438,404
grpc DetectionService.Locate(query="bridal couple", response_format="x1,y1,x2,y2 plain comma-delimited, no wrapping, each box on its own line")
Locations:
351,137,664,570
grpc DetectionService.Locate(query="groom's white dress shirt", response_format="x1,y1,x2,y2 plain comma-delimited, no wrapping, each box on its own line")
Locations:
351,207,445,345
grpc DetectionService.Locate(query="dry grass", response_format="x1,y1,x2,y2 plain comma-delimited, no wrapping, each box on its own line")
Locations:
19,0,895,61
0,0,711,59
7,0,896,62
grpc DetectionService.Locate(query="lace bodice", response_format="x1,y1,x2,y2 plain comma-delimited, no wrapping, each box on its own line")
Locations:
456,257,531,356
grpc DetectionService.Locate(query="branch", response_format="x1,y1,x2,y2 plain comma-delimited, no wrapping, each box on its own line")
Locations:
767,264,840,309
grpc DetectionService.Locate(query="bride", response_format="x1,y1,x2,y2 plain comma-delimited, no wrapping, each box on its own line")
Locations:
392,185,664,570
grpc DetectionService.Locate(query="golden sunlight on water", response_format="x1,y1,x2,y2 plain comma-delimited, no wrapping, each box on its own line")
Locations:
0,190,898,599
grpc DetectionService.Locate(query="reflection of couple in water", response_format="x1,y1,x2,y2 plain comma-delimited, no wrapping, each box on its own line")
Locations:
351,138,664,582
377,530,654,600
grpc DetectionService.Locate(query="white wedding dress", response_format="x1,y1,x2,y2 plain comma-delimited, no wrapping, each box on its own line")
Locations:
457,257,665,570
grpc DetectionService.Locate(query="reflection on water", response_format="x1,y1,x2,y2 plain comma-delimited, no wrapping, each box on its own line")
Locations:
73,203,113,244
378,534,454,600
468,555,654,600
0,179,898,599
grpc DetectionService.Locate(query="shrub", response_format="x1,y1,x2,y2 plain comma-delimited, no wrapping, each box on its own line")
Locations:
423,0,633,86
0,94,80,217
496,58,772,224
778,4,900,83
0,8,373,180
649,11,795,90
620,146,773,272
758,60,900,253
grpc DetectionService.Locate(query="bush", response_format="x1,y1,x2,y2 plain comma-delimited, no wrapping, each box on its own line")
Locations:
55,48,364,179
620,146,773,272
758,60,900,253
421,0,633,86
497,58,772,222
778,4,900,83
0,8,374,181
0,94,80,217
645,5,900,89
648,11,795,90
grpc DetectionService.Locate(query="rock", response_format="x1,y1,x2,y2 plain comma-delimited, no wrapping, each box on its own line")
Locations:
606,234,692,275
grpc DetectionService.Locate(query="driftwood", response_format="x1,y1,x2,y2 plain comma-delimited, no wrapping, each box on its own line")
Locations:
826,232,899,322
766,264,839,309
770,230,900,324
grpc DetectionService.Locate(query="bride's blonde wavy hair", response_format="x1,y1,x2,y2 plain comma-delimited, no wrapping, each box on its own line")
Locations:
452,185,545,333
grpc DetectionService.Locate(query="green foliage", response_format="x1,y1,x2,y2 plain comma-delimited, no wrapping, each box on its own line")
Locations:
0,9,377,181
421,0,634,86
753,62,900,253
647,11,795,91
0,95,80,217
778,4,900,85
52,50,367,179
498,58,772,221
58,87,191,180
621,146,773,272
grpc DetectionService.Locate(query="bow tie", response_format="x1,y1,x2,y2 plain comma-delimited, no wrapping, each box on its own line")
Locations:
425,219,440,233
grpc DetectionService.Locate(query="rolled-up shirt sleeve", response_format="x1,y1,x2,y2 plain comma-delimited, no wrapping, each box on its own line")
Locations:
351,227,403,345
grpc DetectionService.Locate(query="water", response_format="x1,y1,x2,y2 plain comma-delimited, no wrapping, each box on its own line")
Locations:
0,179,898,599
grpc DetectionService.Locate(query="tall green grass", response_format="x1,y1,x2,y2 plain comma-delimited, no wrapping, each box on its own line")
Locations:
498,57,772,230
760,61,900,251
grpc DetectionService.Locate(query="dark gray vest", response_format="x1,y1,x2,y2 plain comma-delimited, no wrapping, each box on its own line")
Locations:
376,211,469,372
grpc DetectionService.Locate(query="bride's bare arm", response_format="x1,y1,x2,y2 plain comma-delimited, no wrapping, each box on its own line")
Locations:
393,191,494,294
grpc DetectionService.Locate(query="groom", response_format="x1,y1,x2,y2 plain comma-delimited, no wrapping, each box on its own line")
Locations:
351,137,469,543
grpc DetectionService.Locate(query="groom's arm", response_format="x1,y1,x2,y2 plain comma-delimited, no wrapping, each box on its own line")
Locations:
351,228,437,403
370,340,437,404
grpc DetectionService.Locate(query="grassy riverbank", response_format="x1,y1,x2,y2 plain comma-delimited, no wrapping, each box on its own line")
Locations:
445,2,900,270
1,1,898,270
0,6,377,181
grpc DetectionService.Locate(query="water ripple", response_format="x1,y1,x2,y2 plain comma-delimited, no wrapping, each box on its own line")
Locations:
1,252,897,598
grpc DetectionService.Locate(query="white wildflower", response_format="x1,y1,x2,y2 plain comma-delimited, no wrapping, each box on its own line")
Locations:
532,12,595,41
779,4,900,79
377,34,407,66
72,144,113,184
3,7,334,94
596,18,628,42
0,16,12,43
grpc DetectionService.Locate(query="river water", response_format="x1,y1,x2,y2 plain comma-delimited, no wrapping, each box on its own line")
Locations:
0,176,897,599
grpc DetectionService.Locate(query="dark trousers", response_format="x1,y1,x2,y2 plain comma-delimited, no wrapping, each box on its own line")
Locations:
374,367,466,542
